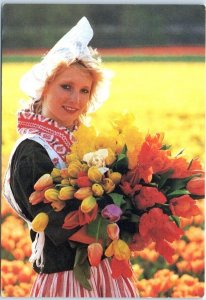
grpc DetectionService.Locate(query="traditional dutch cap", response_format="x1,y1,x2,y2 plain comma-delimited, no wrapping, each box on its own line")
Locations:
20,17,111,113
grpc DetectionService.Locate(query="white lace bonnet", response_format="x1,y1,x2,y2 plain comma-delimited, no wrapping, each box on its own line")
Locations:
20,17,110,113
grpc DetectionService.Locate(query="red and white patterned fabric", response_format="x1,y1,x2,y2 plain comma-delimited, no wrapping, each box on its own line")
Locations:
30,258,139,297
17,110,74,161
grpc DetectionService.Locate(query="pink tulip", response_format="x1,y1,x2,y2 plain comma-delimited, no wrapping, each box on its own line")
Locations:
101,204,122,222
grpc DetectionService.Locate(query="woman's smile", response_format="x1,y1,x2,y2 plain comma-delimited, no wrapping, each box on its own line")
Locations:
41,64,93,127
62,105,79,113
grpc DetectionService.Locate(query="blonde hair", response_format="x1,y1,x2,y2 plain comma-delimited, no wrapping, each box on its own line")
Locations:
30,50,107,126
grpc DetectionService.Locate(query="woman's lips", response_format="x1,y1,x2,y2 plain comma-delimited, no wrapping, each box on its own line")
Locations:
62,105,79,113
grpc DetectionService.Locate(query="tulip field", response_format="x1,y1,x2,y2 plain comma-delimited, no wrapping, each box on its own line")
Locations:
1,53,204,297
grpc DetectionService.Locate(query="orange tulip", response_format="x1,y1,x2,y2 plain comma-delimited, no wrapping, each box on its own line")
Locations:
74,187,93,200
107,223,120,240
34,174,53,191
29,190,45,205
88,242,103,266
186,177,205,196
60,168,70,179
51,200,66,212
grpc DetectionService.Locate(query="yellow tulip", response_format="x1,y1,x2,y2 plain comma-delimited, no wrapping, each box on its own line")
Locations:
67,160,82,178
44,188,59,202
113,239,131,260
92,183,104,197
105,148,116,166
60,168,69,179
102,178,115,193
61,179,70,185
88,166,102,183
51,168,61,178
105,240,115,257
66,153,79,164
69,178,78,186
50,168,62,183
34,174,53,191
74,187,93,200
105,239,131,260
51,200,66,212
58,186,76,200
108,172,122,185
81,196,97,213
31,212,49,232
82,163,89,173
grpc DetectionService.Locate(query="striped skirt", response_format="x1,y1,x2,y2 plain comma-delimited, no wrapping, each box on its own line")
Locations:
30,258,139,297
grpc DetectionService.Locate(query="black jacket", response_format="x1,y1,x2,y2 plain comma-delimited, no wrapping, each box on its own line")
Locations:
10,139,80,274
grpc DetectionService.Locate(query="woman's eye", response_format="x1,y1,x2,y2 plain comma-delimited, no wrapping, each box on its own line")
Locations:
81,88,90,94
61,84,71,90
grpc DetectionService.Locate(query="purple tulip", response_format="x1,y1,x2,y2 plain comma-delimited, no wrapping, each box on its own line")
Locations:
101,204,122,222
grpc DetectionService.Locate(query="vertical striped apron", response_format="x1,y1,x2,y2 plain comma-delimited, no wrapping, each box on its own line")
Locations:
30,258,139,297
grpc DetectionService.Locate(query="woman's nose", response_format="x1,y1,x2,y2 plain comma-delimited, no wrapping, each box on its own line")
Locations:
69,89,80,104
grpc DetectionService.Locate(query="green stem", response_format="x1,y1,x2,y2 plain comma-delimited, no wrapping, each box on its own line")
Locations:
95,217,102,242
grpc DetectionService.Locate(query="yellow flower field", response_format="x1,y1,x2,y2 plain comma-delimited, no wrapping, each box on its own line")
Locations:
1,60,204,297
2,61,204,160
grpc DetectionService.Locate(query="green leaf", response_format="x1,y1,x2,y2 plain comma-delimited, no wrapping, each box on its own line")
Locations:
160,144,171,150
120,230,133,244
158,169,174,189
87,215,109,247
73,256,92,290
175,148,184,157
169,174,202,191
109,193,126,207
169,215,180,227
130,214,139,223
167,189,190,197
121,144,128,155
74,246,88,267
112,144,128,173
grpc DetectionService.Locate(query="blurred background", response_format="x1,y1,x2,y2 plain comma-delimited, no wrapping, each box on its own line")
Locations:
2,4,205,49
1,4,205,298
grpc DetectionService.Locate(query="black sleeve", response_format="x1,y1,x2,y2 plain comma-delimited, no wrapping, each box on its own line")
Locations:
10,139,80,246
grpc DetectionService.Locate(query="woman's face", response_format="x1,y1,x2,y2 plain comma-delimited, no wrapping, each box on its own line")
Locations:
41,64,93,127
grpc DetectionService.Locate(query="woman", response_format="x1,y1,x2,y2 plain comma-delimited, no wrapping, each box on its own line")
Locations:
4,17,139,297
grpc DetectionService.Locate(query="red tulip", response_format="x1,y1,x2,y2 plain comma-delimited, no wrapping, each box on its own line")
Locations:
76,176,92,187
88,242,103,266
169,195,200,218
186,177,205,196
110,257,133,279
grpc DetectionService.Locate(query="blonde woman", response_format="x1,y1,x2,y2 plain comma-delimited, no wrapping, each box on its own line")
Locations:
4,17,139,297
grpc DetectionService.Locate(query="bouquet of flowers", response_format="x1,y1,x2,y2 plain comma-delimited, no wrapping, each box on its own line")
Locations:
30,114,205,290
